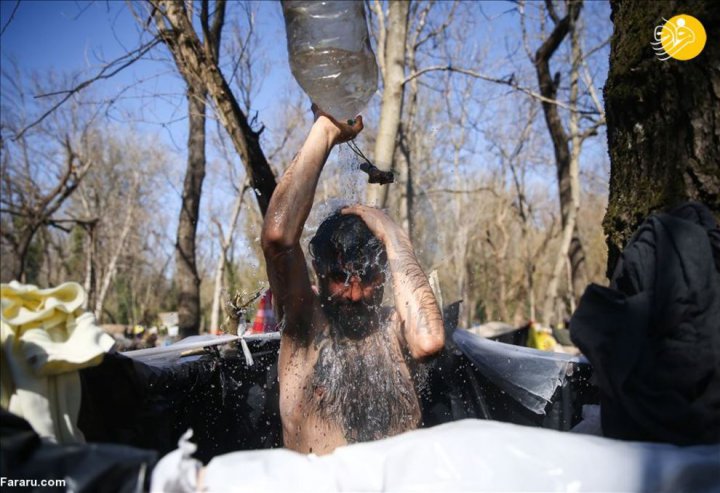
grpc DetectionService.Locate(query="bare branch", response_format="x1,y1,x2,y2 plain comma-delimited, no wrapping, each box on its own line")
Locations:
535,2,579,67
426,186,500,197
39,136,93,220
14,37,161,140
148,0,276,214
200,0,211,49
413,0,459,51
545,0,560,24
409,1,433,51
574,116,605,144
209,0,226,62
403,64,598,115
0,0,20,37
581,61,605,118
583,35,610,61
45,217,99,227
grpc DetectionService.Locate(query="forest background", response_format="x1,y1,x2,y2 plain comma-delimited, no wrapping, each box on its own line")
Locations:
0,0,616,333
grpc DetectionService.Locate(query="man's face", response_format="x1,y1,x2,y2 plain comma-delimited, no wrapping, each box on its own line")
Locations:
317,262,385,338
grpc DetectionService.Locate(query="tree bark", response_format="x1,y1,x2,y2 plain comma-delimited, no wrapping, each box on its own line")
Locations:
367,0,410,209
604,0,720,276
176,85,206,337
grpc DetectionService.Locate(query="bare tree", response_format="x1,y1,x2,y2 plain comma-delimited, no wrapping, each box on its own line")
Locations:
490,103,541,321
366,0,410,210
172,1,218,336
94,169,141,320
134,0,279,335
367,0,459,236
0,70,97,282
525,0,607,324
0,138,93,283
66,129,170,323
533,0,583,324
144,0,277,214
209,180,248,333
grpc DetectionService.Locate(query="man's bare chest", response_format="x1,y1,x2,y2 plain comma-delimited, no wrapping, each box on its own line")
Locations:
287,329,419,443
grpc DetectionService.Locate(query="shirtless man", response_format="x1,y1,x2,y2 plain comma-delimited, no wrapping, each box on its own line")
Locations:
261,108,445,455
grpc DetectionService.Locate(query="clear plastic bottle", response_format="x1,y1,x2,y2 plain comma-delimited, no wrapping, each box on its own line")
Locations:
282,0,378,120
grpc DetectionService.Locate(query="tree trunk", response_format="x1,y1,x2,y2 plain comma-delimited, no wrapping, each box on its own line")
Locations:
176,85,206,338
604,0,720,275
210,186,245,333
367,0,410,209
395,130,414,236
14,225,38,283
534,0,585,325
464,259,475,327
83,223,96,311
567,18,588,301
209,254,226,335
95,172,139,322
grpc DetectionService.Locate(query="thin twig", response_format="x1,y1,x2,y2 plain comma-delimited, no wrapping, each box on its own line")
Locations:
403,65,599,115
0,0,20,36
426,187,499,196
14,37,161,140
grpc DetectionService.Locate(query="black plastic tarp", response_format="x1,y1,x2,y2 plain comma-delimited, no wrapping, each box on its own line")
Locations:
79,340,282,464
0,408,156,493
78,332,596,463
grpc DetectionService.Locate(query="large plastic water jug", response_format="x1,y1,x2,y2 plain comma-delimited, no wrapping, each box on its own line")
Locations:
282,0,378,120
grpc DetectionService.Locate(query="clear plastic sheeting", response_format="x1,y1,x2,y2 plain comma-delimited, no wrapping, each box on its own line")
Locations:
122,333,279,367
453,329,586,414
195,419,720,493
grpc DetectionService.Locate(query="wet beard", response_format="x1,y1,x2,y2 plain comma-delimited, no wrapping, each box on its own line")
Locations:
320,298,379,340
305,323,420,444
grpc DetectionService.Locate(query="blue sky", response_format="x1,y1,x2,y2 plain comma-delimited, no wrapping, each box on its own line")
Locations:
1,1,593,147
0,1,293,150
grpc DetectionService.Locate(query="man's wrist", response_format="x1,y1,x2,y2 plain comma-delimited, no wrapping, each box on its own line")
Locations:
314,116,341,145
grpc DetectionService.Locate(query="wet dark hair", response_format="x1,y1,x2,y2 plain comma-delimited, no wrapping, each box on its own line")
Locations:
309,211,387,282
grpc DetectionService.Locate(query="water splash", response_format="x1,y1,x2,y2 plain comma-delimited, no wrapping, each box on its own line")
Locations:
335,143,367,203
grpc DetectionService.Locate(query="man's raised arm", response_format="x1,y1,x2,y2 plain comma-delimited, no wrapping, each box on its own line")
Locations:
341,205,445,358
261,109,363,340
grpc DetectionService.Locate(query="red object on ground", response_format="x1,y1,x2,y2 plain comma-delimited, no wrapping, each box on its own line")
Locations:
249,290,277,334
